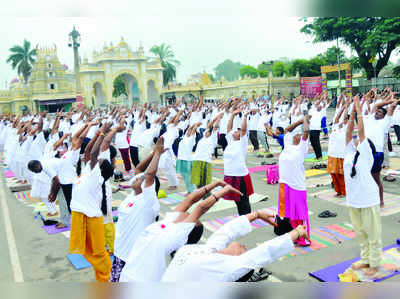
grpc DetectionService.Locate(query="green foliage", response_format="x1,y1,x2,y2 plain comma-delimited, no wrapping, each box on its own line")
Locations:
257,70,268,78
208,73,216,82
214,59,243,81
239,65,259,78
271,61,288,77
301,17,400,79
287,58,322,77
112,76,127,98
6,39,37,83
317,46,345,65
393,66,400,78
150,43,180,86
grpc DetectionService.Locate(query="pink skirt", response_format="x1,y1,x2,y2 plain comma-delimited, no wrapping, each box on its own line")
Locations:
278,183,310,236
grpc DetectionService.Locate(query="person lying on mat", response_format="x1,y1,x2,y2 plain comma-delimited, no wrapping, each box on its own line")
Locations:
119,180,240,282
161,212,308,282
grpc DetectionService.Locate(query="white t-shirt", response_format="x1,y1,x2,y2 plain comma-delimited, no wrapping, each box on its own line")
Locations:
219,113,231,134
162,216,294,282
136,124,161,149
177,135,195,161
58,149,80,184
192,133,218,163
327,124,347,159
114,181,160,262
309,109,323,130
115,128,129,149
247,113,259,131
224,132,248,176
392,107,400,126
130,121,146,147
119,212,195,282
278,132,308,190
365,116,391,152
344,140,379,208
70,164,107,217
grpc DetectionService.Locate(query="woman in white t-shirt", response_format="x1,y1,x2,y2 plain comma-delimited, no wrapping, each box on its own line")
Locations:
223,108,254,215
68,122,116,282
191,114,222,188
344,96,382,278
176,123,199,194
115,118,132,173
277,116,311,247
327,104,348,198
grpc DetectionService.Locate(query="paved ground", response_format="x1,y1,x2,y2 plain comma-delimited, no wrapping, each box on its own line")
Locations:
1,108,400,282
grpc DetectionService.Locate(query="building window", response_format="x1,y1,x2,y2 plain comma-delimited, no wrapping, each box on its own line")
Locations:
49,83,56,90
48,72,55,78
48,63,52,69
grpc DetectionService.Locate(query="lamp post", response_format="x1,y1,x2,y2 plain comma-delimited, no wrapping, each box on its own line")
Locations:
336,38,341,98
372,59,378,89
68,26,83,107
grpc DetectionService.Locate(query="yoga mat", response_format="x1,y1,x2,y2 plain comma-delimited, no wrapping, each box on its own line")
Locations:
174,193,269,214
304,156,328,163
212,159,224,165
203,207,279,232
313,190,400,217
306,152,328,159
212,167,223,172
278,223,356,260
159,192,186,205
42,224,70,234
67,254,114,270
4,170,15,178
309,244,400,282
248,165,270,174
305,169,327,177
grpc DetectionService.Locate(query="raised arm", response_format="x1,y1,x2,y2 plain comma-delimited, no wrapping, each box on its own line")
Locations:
83,133,99,163
144,136,165,188
241,111,250,137
284,117,304,134
353,96,365,143
346,103,356,145
90,122,112,169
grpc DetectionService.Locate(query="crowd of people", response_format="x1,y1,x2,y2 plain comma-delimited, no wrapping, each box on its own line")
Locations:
0,86,399,281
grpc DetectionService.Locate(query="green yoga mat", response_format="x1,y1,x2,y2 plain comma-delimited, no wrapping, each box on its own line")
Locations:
305,156,328,163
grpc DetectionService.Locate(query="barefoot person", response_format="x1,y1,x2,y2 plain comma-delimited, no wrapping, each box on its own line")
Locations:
276,116,311,246
344,96,382,277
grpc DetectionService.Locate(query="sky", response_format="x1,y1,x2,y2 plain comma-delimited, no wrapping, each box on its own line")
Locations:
0,1,397,89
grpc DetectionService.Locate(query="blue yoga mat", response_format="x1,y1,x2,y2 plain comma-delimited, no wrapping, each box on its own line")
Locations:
309,244,400,282
306,152,327,159
67,254,114,270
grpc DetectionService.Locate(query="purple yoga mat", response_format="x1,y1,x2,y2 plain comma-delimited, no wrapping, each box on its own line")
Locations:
112,210,118,217
309,244,400,282
42,224,70,234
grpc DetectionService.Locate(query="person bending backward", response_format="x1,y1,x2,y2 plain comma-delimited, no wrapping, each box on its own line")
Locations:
364,91,397,207
161,212,308,282
68,122,115,282
110,137,164,282
223,108,254,215
344,96,384,278
276,116,311,247
119,180,241,282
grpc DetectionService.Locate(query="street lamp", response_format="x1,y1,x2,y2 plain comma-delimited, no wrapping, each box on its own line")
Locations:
372,59,378,89
68,26,83,106
262,60,274,97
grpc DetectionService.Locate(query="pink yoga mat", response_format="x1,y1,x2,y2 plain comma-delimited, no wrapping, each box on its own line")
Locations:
248,165,269,174
4,171,15,178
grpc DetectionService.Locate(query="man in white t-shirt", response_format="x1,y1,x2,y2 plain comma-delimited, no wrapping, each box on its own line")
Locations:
364,95,397,207
161,212,308,282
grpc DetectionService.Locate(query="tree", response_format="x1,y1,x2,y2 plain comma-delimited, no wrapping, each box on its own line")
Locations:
271,61,288,77
239,65,259,78
393,65,400,78
150,43,180,86
214,59,243,81
301,17,400,79
112,76,127,98
6,39,37,83
317,46,345,65
208,73,216,82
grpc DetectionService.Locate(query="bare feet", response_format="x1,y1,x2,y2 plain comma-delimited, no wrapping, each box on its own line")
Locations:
55,223,68,229
351,263,369,270
167,186,178,191
364,266,379,277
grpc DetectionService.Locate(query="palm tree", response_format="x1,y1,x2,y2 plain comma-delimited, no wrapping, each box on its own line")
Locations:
6,39,37,83
150,43,180,86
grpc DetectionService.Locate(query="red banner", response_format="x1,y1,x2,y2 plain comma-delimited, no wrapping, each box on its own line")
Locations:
300,77,322,98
